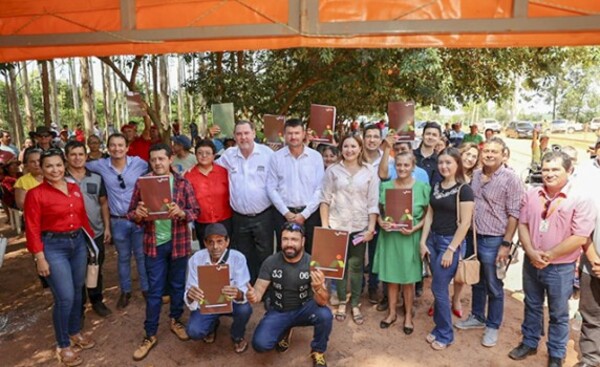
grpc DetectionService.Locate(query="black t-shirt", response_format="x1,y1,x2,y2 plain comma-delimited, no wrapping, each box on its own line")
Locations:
430,183,474,235
258,252,313,312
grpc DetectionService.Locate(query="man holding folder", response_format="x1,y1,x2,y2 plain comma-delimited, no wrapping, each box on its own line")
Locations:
128,143,200,361
184,223,253,353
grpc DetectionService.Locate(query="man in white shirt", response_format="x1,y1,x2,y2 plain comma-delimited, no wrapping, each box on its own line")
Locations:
217,121,274,282
267,118,324,254
185,223,252,354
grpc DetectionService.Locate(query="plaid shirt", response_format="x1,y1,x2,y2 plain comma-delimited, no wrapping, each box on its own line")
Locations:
127,172,200,259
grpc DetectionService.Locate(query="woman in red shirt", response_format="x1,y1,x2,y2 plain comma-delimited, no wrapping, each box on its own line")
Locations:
184,139,233,246
24,148,96,366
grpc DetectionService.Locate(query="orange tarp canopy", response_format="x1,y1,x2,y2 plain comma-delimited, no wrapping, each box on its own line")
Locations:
1,0,600,62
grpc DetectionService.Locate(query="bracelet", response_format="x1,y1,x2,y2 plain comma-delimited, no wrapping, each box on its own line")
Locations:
447,246,456,253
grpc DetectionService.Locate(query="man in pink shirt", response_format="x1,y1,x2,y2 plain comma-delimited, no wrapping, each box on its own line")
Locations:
509,151,596,367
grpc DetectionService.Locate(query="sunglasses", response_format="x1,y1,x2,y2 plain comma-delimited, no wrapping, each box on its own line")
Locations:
117,174,126,189
40,148,64,158
281,222,305,235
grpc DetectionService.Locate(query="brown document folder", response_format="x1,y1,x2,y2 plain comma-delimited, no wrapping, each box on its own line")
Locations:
198,264,233,314
384,188,413,231
388,101,415,141
310,227,349,279
309,104,336,143
137,175,172,221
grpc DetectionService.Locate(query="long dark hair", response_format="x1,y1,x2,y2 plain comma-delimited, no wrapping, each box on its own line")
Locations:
438,147,466,184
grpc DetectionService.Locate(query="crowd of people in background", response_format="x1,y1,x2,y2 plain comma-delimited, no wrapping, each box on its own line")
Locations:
1,116,599,367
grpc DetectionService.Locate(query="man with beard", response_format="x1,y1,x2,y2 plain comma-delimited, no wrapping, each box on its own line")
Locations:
267,118,324,254
128,143,200,361
249,222,332,367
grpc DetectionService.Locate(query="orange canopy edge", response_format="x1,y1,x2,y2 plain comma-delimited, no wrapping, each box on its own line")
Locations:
1,0,600,62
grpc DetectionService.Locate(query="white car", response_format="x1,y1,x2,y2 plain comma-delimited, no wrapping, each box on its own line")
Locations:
482,119,502,133
590,117,600,131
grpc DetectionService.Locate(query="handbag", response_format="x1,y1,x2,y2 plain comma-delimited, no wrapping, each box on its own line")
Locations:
83,230,100,288
453,184,480,285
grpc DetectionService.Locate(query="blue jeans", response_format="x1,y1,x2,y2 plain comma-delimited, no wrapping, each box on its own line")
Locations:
143,241,187,337
521,258,575,359
111,218,148,293
187,302,253,342
426,231,461,345
252,299,333,353
43,231,88,348
471,235,504,329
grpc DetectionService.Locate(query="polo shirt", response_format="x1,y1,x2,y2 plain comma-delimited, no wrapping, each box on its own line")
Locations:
65,169,107,238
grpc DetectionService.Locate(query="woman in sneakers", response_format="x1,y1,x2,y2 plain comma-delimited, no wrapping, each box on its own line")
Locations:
24,148,96,366
419,147,474,350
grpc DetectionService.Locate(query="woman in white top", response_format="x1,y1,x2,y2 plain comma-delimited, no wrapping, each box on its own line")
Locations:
320,135,379,325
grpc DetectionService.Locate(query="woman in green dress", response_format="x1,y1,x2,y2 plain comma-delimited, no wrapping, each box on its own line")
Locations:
373,151,430,334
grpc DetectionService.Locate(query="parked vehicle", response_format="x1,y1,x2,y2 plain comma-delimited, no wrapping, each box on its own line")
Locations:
482,118,502,133
505,121,534,139
545,119,583,134
589,117,600,131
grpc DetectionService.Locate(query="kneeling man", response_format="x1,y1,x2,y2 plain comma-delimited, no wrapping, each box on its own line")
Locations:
185,223,253,353
248,222,332,367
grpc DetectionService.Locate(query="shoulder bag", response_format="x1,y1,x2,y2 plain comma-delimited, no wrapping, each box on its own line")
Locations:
454,184,480,285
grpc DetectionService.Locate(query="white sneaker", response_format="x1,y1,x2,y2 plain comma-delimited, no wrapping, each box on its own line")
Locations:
481,327,498,347
454,314,486,330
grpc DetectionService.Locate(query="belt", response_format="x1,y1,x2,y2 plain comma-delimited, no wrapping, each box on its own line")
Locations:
287,206,306,214
42,229,82,239
110,215,128,219
476,234,503,238
235,206,272,218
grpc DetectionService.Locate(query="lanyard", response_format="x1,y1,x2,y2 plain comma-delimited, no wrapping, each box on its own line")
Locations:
538,193,564,220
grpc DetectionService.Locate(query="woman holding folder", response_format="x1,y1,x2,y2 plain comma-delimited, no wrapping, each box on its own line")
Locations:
419,147,474,351
24,148,96,366
373,151,430,334
320,135,379,325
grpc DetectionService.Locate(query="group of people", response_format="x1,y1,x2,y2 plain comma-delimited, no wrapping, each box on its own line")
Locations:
16,116,600,367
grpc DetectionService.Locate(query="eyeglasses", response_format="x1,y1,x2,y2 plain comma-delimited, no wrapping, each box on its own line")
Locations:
281,222,305,235
117,174,126,189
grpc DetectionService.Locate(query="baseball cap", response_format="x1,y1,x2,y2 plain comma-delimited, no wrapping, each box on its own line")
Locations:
204,223,229,240
120,124,135,133
171,135,192,150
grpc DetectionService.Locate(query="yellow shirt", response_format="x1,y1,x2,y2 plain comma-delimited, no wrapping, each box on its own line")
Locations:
14,173,42,191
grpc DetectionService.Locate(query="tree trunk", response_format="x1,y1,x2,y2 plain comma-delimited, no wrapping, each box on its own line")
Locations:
38,60,52,127
7,66,24,147
101,61,112,126
68,58,80,113
159,55,170,140
49,60,60,125
177,55,185,124
20,61,36,132
80,57,94,135
112,58,122,128
152,56,159,119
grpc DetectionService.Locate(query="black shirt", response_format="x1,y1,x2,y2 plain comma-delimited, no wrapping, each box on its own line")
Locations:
414,147,443,186
430,183,474,236
258,252,313,312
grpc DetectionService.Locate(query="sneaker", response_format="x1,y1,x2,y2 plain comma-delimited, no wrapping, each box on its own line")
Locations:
310,351,327,367
170,318,189,341
275,328,293,353
368,289,379,304
133,336,157,361
454,314,485,330
481,327,498,347
508,343,537,361
116,292,131,310
91,302,112,318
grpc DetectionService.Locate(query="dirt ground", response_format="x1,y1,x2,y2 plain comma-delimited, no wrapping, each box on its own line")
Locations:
0,217,582,367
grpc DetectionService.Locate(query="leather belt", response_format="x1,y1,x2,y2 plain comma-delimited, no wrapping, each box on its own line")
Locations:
42,229,82,239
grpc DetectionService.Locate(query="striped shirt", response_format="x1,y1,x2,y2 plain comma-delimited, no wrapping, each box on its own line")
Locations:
470,166,524,236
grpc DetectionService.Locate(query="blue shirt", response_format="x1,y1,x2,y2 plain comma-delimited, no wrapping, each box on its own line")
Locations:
86,156,148,216
387,161,430,184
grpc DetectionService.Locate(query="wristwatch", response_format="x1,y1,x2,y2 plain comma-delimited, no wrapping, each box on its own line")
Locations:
501,240,512,248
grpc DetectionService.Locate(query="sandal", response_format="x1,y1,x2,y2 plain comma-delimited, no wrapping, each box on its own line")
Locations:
233,338,248,354
203,319,220,344
351,306,364,325
56,347,82,367
334,303,347,322
431,340,450,351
